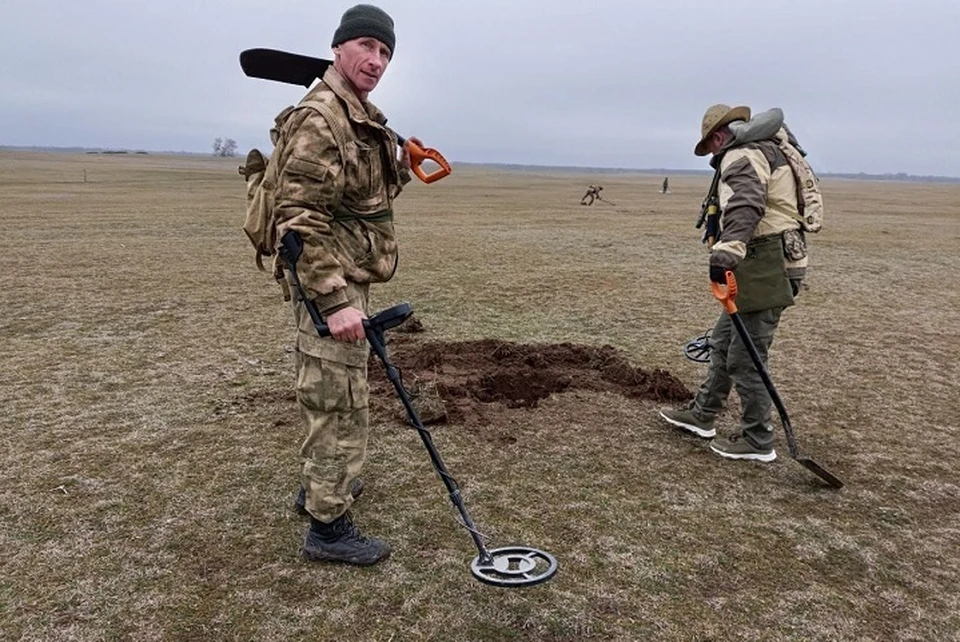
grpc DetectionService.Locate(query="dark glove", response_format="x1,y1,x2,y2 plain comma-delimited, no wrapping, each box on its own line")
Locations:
709,264,728,284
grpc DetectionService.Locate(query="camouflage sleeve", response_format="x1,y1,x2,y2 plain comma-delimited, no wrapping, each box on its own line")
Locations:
390,143,412,198
710,150,767,268
273,108,351,316
398,166,412,188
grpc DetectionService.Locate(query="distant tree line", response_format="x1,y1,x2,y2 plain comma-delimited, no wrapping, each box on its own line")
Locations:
213,138,238,157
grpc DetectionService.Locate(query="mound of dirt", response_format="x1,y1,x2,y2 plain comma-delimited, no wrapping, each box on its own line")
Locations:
368,335,691,426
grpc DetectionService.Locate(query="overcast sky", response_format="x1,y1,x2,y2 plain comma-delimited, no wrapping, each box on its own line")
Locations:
2,0,958,176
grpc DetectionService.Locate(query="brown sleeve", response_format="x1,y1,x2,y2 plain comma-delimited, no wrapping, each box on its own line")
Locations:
718,154,765,247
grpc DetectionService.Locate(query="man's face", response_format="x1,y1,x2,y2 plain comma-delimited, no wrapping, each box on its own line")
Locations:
706,128,731,156
333,37,392,99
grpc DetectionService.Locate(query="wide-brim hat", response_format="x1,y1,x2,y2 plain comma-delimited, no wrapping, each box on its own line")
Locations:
694,104,751,156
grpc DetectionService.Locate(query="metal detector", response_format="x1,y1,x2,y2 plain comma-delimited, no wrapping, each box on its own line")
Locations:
712,271,844,489
279,231,559,586
683,330,712,363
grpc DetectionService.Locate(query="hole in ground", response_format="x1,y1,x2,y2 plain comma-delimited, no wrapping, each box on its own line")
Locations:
369,335,691,425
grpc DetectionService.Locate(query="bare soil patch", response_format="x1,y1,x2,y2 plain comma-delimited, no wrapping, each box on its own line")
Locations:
372,329,690,428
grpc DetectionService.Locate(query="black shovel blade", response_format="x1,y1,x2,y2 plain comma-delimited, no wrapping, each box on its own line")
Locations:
240,48,332,88
796,455,844,489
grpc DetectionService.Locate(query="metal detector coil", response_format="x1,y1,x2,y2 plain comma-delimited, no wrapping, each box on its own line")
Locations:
471,547,558,587
683,330,712,363
279,230,559,587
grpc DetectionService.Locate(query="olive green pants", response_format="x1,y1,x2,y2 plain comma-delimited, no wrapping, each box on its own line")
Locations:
693,306,785,448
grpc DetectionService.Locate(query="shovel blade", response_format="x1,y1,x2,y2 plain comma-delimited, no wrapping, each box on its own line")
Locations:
796,455,844,489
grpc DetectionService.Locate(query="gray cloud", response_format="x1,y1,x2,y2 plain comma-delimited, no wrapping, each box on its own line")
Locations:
1,0,957,175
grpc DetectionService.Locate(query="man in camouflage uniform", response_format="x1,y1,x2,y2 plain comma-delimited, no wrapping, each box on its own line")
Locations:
580,184,603,205
659,104,808,462
272,4,420,565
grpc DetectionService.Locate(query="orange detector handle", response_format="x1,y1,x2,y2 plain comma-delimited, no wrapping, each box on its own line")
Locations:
710,270,739,315
398,137,452,184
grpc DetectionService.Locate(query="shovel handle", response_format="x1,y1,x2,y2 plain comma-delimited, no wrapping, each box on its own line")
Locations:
400,138,452,184
710,270,739,315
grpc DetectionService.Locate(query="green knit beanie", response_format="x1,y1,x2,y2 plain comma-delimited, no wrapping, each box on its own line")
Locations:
331,4,396,57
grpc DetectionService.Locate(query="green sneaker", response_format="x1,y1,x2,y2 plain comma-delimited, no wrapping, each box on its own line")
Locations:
710,434,776,462
658,403,716,438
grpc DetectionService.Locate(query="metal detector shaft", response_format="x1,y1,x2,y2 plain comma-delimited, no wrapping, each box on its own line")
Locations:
364,330,558,586
364,329,493,564
278,230,493,562
712,271,843,488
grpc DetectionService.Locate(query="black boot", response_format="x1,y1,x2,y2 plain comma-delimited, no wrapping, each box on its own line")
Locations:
293,480,364,516
301,513,391,566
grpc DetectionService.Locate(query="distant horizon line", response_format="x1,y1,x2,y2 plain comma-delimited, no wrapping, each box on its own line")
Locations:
2,145,958,183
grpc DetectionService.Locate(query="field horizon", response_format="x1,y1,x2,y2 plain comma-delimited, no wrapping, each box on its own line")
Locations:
3,147,959,183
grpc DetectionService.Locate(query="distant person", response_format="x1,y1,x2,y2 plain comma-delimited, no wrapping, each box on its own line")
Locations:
269,4,423,566
580,184,603,205
658,104,809,462
661,177,670,194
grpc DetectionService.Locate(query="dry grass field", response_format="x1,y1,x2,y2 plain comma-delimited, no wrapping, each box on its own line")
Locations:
2,150,959,641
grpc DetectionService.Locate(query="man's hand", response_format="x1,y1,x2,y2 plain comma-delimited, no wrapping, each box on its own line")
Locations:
709,264,728,284
325,306,368,342
709,249,737,284
399,136,423,170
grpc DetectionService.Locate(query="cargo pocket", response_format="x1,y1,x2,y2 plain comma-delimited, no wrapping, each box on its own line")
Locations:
344,140,379,202
732,235,795,314
782,228,808,262
279,156,332,207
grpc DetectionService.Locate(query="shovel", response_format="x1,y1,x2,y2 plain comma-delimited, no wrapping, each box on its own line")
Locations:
239,48,452,185
712,271,844,489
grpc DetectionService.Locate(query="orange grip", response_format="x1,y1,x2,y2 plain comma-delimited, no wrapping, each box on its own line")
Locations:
710,270,739,315
406,139,452,184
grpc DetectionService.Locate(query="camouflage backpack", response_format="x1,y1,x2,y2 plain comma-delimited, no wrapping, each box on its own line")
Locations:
775,127,823,234
240,100,350,275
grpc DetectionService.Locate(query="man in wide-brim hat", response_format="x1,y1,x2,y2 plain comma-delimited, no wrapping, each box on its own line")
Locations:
659,102,810,464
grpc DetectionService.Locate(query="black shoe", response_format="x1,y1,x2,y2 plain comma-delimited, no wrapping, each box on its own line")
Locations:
301,513,391,566
294,480,365,516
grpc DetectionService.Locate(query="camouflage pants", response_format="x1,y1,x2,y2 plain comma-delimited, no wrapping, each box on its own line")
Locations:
693,306,786,448
290,281,370,523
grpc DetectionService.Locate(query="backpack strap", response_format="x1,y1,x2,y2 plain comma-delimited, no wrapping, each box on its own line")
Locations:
299,98,352,162
775,129,823,232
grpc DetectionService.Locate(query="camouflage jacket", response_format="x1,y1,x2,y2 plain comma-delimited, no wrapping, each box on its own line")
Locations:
273,66,411,317
710,139,808,280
